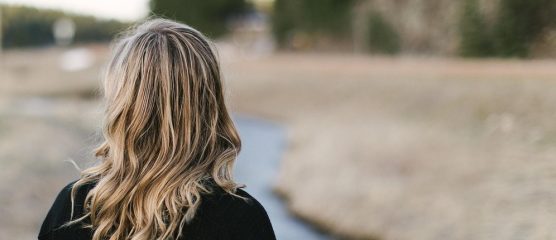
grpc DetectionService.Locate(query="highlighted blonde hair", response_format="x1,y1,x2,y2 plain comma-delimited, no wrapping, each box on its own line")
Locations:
68,18,241,240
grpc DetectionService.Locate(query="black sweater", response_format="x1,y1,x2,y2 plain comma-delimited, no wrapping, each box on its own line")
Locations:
38,180,276,240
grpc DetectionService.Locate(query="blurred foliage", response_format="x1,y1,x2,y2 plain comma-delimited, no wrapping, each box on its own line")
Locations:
459,0,556,57
459,0,494,57
1,5,129,48
272,0,355,48
150,0,251,38
493,0,556,57
366,11,400,54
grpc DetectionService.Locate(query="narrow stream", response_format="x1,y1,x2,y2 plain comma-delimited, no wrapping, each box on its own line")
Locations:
234,115,331,240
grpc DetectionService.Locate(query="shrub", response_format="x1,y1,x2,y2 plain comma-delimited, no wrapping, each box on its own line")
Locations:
272,0,356,48
271,0,297,47
458,0,556,57
366,12,400,54
493,0,556,57
458,0,494,57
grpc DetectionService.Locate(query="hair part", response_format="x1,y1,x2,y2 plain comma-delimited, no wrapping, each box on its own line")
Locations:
65,18,242,240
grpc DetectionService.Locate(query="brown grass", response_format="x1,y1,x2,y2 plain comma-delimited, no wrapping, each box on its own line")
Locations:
0,46,106,239
224,53,556,239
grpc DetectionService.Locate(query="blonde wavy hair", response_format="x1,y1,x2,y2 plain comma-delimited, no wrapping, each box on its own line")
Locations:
66,18,241,240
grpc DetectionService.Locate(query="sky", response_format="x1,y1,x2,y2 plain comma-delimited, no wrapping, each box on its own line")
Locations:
0,0,150,21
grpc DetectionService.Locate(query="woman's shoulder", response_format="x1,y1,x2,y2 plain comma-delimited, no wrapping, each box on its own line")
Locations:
47,180,96,212
205,186,267,215
39,180,275,239
196,186,276,239
38,180,96,239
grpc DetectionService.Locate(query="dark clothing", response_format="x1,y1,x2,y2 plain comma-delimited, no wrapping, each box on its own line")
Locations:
38,180,276,240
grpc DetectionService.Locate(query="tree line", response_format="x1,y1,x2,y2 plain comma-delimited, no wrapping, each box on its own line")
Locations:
1,5,129,48
3,0,555,57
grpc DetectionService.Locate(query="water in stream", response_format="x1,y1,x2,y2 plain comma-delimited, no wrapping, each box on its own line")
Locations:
234,115,331,240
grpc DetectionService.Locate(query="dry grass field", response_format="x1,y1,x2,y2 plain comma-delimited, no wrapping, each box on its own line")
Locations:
0,46,107,239
225,54,556,240
2,45,556,240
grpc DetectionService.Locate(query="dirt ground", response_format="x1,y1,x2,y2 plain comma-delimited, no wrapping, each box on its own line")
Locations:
3,45,556,240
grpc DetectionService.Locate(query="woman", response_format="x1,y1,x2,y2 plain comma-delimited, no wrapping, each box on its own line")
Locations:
38,18,276,240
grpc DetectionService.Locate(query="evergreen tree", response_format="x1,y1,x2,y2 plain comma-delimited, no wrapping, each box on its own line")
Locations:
367,12,400,54
493,0,555,57
150,0,251,38
458,0,494,57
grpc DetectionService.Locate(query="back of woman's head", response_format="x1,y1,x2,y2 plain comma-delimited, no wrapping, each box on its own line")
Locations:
69,18,241,240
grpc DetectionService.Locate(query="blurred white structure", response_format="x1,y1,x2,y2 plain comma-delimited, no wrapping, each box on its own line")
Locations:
59,47,94,72
53,18,94,72
53,18,76,46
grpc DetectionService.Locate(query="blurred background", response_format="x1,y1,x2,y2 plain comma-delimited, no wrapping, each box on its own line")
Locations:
1,0,556,239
